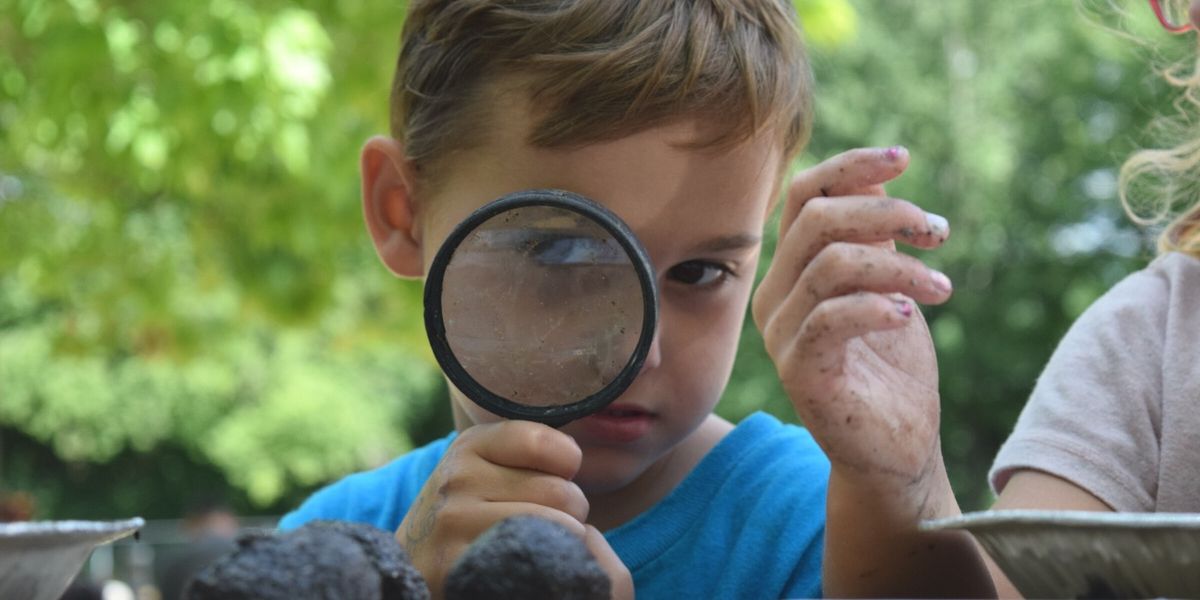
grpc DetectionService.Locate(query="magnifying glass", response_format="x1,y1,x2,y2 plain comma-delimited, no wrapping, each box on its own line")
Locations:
424,189,658,427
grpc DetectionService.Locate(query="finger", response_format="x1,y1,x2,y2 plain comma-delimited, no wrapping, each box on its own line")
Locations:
759,244,950,345
756,197,948,318
777,292,915,388
424,500,588,545
583,525,635,600
786,195,949,257
755,207,949,330
479,503,589,538
781,146,910,234
399,498,589,558
760,243,929,355
481,471,590,524
804,243,952,306
468,420,583,480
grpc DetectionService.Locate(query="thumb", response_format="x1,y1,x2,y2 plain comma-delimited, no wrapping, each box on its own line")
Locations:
584,525,635,600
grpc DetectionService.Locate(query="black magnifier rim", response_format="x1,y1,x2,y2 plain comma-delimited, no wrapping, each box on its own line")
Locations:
424,189,658,428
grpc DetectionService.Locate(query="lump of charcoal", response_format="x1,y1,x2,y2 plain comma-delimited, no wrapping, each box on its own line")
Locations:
185,520,429,600
444,515,610,600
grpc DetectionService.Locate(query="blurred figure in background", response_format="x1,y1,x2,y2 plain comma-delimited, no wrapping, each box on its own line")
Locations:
155,498,239,600
0,490,35,522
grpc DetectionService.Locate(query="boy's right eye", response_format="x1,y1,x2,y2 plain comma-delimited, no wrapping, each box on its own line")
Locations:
527,235,624,267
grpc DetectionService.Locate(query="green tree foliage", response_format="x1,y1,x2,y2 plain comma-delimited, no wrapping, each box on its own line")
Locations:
0,0,1185,517
0,0,441,515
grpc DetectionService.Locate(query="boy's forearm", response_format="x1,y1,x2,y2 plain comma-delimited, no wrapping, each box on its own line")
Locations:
822,460,997,599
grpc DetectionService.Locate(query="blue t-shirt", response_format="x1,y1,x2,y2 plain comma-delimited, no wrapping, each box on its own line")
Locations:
280,412,830,599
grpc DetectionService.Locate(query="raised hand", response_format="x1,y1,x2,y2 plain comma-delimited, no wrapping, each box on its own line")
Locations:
753,146,951,490
752,147,993,597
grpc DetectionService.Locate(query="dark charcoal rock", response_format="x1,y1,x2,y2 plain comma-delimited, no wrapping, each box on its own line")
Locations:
184,520,429,600
444,516,610,600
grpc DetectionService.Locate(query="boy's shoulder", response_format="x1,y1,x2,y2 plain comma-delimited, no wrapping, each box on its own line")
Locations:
708,411,830,488
278,433,457,532
610,412,830,599
619,410,828,534
678,411,829,529
709,410,829,504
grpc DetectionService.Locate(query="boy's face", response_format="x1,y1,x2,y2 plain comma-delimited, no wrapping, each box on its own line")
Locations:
376,96,783,495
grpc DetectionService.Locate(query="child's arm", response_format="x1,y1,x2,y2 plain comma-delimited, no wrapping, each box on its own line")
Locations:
751,147,995,598
987,470,1111,598
396,420,632,599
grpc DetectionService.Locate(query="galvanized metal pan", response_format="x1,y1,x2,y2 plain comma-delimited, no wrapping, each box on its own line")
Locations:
923,510,1200,599
0,518,145,600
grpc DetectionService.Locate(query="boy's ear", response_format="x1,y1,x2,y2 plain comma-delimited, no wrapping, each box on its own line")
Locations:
361,135,424,278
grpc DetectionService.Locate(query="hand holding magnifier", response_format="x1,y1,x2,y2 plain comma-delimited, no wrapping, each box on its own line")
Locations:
424,189,659,427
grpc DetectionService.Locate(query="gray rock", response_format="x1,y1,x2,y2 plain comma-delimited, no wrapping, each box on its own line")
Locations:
185,520,429,600
444,516,610,600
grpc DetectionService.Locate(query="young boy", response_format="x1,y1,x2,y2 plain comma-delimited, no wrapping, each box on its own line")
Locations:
281,1,993,597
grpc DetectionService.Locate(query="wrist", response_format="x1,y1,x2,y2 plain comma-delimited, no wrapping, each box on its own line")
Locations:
827,453,961,526
823,459,995,599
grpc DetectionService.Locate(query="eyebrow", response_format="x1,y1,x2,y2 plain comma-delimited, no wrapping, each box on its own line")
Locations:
690,233,762,254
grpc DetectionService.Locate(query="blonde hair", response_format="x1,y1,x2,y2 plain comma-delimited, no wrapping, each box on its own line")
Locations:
391,0,812,181
1118,37,1200,258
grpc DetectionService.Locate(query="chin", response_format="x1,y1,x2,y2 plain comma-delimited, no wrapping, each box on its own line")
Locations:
572,449,651,495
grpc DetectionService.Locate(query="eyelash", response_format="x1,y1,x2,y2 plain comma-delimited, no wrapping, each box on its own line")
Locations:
666,260,737,288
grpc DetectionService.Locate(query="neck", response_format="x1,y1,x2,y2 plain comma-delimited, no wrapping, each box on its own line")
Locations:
584,414,733,531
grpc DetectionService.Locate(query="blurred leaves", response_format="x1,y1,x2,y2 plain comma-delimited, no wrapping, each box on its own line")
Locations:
795,0,858,49
0,0,436,512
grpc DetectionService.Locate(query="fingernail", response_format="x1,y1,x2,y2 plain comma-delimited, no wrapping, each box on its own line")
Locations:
884,146,907,161
894,298,913,317
930,269,953,294
925,212,949,239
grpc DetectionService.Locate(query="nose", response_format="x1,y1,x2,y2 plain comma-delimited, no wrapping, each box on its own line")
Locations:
637,325,662,373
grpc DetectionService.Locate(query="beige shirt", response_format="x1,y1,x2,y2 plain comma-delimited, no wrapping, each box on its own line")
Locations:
990,252,1200,512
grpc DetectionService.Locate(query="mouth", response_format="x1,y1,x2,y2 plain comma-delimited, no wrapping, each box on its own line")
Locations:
595,404,652,419
576,404,656,443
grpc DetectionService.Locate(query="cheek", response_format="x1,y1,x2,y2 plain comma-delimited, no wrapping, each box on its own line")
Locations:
664,293,750,389
706,307,748,371
449,383,505,427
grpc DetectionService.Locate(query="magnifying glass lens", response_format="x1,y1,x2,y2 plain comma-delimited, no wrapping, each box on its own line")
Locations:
440,205,645,409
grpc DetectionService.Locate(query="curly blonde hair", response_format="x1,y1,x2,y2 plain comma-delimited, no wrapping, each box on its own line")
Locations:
1118,36,1200,258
